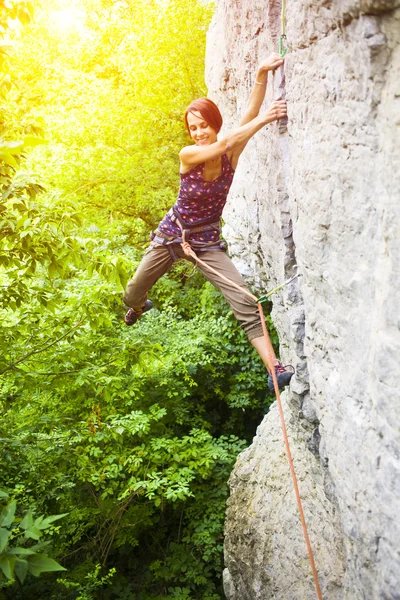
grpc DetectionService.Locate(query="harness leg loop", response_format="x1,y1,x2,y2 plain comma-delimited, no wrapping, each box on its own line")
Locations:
167,245,179,262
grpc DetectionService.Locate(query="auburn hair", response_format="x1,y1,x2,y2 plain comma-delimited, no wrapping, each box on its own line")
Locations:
184,98,223,135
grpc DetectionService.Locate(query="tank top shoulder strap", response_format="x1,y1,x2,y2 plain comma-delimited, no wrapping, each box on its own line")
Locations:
222,152,234,174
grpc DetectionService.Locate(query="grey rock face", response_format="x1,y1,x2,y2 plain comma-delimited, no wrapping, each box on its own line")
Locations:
206,0,400,598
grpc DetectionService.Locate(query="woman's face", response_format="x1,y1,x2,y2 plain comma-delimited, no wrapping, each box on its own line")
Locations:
186,111,218,146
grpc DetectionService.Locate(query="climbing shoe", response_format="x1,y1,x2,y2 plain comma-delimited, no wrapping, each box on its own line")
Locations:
268,361,295,391
124,300,153,326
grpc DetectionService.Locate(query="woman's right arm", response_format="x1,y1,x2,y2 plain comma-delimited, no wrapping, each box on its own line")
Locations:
240,54,284,126
179,100,287,169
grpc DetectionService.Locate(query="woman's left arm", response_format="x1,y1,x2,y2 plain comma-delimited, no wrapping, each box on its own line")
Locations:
239,53,284,126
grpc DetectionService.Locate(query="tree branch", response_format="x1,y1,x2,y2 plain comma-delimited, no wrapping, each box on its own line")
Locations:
0,318,86,376
19,358,118,377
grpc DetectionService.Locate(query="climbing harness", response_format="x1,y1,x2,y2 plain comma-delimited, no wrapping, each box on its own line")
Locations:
279,0,288,57
180,231,323,600
151,207,227,261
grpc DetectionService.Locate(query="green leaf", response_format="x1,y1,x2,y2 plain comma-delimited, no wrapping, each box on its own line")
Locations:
27,554,66,577
0,492,8,499
20,511,33,530
0,152,18,168
31,513,67,532
22,135,47,148
24,525,42,540
0,555,15,580
8,547,37,556
14,558,29,584
0,528,11,553
17,6,33,26
0,141,24,154
0,500,16,528
32,516,44,530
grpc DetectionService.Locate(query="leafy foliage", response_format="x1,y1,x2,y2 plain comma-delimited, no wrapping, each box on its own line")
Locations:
8,0,214,247
0,1,279,599
0,491,66,585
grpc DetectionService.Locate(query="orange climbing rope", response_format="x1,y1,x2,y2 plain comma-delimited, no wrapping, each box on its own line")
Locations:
181,235,323,599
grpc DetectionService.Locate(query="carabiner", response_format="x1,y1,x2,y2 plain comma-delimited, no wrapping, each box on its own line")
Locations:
278,35,287,58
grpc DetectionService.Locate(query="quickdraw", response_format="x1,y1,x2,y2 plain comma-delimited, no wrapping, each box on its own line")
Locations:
279,0,288,58
257,271,300,305
279,34,287,58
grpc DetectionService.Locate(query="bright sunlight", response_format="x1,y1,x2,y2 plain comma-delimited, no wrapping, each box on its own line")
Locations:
49,5,86,34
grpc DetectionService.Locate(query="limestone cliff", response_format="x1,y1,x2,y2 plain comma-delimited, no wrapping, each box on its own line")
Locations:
205,1,400,598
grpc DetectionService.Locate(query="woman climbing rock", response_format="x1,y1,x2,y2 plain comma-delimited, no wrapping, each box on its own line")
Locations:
123,53,294,391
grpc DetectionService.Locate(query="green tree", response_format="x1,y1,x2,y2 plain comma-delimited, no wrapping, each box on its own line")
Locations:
0,491,66,585
7,0,213,246
0,1,276,598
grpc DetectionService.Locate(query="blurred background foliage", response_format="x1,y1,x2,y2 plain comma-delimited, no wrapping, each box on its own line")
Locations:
0,1,277,598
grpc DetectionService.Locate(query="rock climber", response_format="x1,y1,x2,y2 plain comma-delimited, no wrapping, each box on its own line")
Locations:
123,53,294,391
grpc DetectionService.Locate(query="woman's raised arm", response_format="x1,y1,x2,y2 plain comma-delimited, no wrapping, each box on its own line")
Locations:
179,54,286,170
239,53,284,126
179,99,287,170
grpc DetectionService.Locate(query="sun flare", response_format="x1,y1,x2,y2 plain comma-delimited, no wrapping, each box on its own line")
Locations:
49,6,86,33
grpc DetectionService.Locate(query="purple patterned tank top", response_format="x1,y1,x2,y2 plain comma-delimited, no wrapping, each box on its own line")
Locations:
158,153,235,244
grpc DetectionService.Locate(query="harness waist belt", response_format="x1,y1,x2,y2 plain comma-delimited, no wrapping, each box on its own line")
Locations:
151,230,226,252
168,207,222,232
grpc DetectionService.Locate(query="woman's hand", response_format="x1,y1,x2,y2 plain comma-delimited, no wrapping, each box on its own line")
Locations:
263,99,287,124
258,53,284,74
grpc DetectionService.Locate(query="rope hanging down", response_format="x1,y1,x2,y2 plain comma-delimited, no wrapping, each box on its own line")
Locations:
181,233,323,599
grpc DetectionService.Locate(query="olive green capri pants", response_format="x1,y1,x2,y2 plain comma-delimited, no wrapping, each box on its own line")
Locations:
123,242,264,341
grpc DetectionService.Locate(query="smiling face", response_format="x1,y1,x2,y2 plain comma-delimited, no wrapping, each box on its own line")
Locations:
186,111,218,146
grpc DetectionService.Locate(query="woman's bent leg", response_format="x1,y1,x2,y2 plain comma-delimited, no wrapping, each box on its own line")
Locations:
123,244,174,309
196,250,294,389
195,249,263,341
